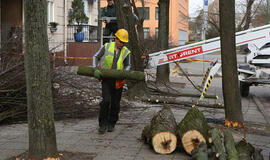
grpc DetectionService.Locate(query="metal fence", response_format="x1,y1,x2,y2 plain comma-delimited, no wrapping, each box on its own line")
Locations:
67,25,98,42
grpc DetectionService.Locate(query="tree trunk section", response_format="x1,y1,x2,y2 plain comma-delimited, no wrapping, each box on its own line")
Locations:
219,0,244,124
141,106,177,154
177,107,211,155
156,0,170,83
77,66,145,81
208,128,226,160
24,0,58,159
223,129,239,160
141,96,224,108
235,139,255,160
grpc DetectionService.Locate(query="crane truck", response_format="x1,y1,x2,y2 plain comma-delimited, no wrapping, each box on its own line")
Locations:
146,24,270,98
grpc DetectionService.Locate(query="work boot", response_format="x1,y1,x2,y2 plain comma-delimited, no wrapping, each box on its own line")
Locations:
98,125,107,134
107,124,115,132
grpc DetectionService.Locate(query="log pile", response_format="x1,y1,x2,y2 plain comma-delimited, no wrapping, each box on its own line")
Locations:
141,106,264,159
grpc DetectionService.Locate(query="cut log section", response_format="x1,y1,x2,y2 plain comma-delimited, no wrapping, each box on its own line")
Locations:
77,66,145,81
208,128,226,160
223,129,238,160
182,129,206,155
141,106,178,154
152,131,177,154
177,107,211,155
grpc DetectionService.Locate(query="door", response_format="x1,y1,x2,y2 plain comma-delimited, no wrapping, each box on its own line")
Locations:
1,0,23,52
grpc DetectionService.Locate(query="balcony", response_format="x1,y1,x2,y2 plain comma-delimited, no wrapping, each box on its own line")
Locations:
67,24,99,42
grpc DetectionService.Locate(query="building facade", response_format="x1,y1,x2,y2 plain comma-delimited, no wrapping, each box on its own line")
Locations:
0,0,99,51
100,0,189,46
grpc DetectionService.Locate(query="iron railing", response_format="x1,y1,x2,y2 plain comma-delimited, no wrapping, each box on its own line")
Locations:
67,25,98,42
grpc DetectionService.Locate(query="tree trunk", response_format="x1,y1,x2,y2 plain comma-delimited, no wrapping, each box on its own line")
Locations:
24,0,58,159
219,0,244,124
77,66,145,81
114,0,147,96
115,0,144,72
208,128,226,160
177,107,211,155
141,106,178,154
97,0,101,42
223,129,239,160
156,0,170,83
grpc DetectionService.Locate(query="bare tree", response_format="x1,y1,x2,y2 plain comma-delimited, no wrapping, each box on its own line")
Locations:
252,0,268,27
219,0,244,124
194,0,261,39
156,0,170,83
24,0,58,159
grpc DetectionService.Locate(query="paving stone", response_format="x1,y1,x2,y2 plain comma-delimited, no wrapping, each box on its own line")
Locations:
0,149,26,159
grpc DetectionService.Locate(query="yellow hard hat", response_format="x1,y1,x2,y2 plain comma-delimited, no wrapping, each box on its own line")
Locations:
115,29,129,43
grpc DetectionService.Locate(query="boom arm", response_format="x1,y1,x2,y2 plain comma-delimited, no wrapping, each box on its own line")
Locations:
147,24,270,68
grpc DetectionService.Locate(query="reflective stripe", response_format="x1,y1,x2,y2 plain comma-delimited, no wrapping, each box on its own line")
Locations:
104,43,114,56
122,48,130,59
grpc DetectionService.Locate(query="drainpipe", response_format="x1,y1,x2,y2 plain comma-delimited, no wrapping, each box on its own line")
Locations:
64,0,68,64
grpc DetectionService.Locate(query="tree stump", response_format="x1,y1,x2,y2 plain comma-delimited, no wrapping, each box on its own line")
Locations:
177,107,211,155
141,106,178,154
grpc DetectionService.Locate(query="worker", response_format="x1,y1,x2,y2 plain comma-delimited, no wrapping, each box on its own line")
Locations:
92,29,131,134
101,0,118,44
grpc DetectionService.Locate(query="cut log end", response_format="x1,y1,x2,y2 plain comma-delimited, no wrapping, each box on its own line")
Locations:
152,131,177,154
181,130,206,155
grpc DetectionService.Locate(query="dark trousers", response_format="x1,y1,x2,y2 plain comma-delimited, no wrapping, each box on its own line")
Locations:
99,79,123,127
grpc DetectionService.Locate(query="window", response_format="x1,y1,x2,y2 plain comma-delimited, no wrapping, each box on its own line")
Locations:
155,28,158,38
155,7,159,20
178,29,188,45
143,28,150,39
137,7,149,20
47,0,54,23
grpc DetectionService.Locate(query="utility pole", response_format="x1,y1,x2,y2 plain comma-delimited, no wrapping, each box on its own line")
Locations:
201,0,208,40
267,0,269,24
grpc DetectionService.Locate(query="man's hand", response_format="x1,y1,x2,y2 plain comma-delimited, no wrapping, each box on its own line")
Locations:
94,69,102,79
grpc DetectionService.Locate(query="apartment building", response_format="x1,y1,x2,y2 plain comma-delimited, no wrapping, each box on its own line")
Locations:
100,0,189,46
0,0,101,65
0,0,99,50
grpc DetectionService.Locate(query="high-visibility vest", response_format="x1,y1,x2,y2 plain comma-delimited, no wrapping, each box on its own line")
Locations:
101,42,130,89
102,42,130,70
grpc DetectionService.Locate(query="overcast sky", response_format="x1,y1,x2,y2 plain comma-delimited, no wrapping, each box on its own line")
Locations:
189,0,244,18
189,0,204,17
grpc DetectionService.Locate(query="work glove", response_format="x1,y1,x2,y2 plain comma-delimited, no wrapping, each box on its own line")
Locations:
105,17,111,24
94,69,102,79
